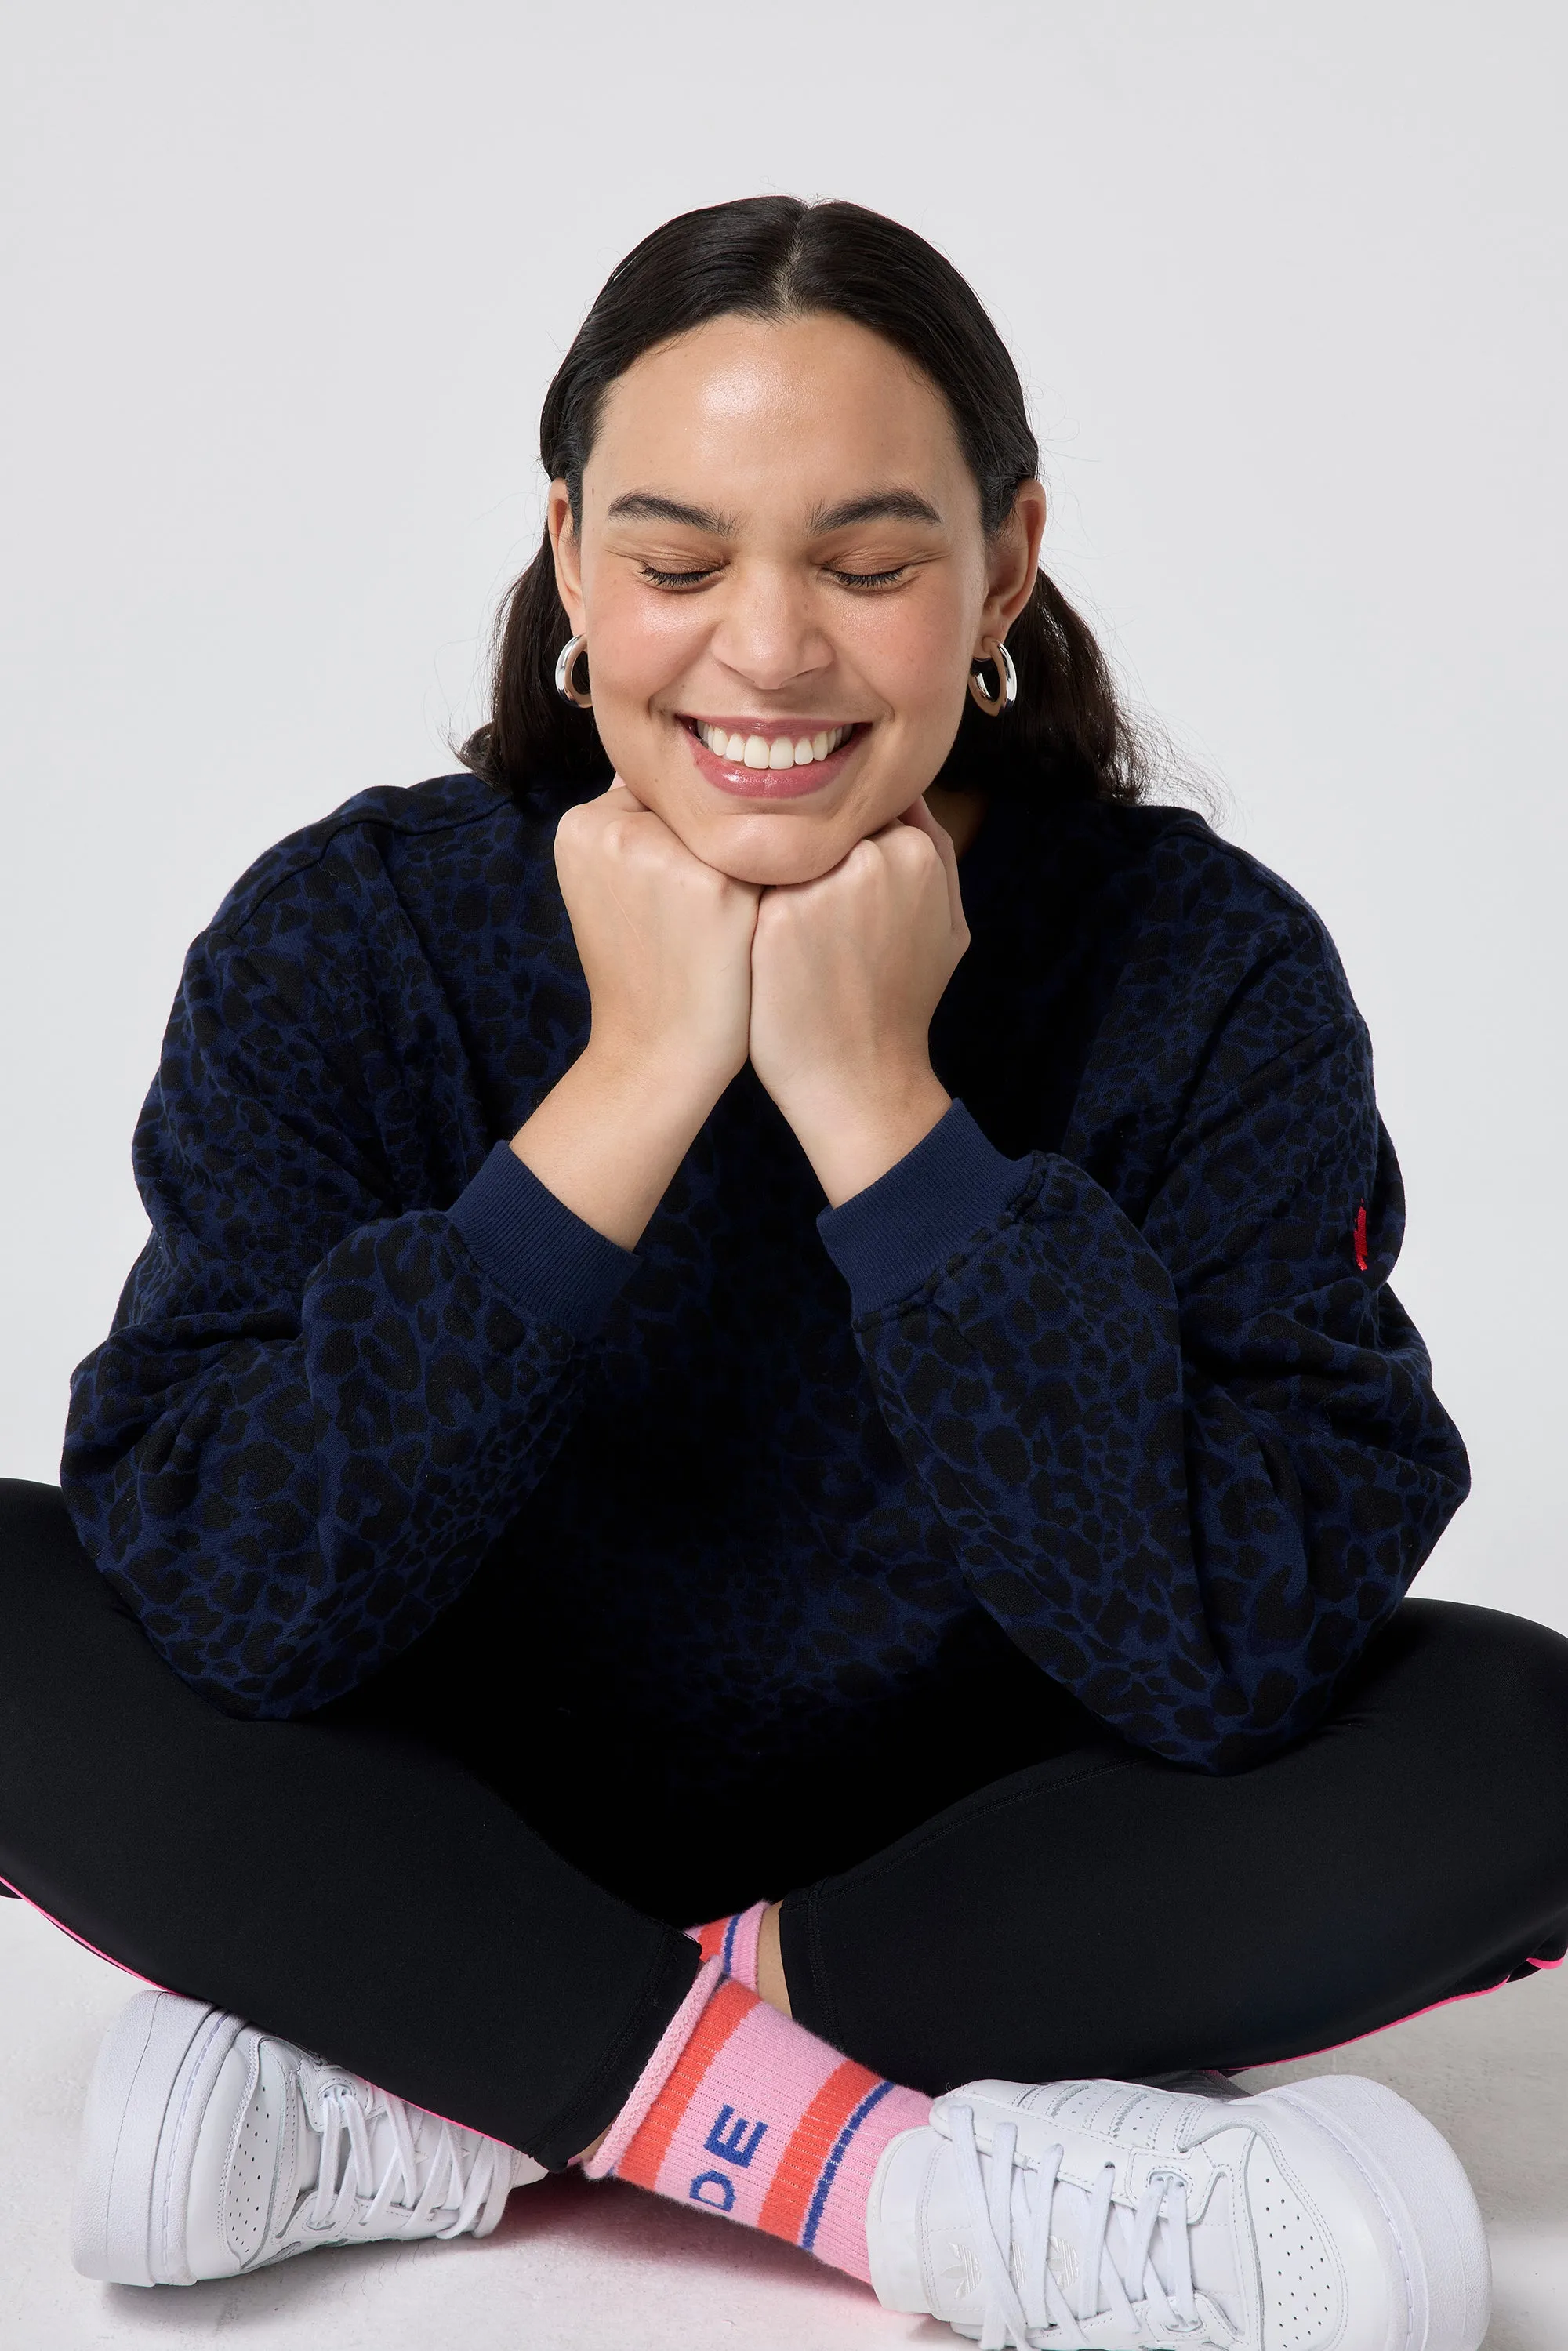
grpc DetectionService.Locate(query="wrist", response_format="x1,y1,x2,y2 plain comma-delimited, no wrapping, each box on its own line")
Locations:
510,1042,724,1251
573,1035,733,1130
784,1065,952,1208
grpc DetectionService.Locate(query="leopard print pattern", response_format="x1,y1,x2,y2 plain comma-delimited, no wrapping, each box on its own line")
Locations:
61,773,1468,1772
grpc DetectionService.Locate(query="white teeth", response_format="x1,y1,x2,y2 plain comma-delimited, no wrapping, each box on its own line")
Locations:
695,722,852,764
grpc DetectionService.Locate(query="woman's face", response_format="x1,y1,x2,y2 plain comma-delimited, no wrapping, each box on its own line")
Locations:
549,312,1046,886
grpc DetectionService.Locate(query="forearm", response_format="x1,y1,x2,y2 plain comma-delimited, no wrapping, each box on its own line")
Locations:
785,1062,953,1208
510,1042,721,1249
833,1134,1465,1772
746,801,967,1208
63,1206,596,1716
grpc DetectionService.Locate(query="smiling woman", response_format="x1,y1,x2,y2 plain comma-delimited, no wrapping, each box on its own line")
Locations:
465,198,1141,827
5,195,1566,2347
546,311,1043,881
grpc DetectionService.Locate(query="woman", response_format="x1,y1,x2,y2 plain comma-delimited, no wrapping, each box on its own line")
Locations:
3,194,1564,2348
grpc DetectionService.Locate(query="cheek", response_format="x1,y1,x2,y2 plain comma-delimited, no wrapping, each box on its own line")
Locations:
572,574,702,832
858,586,972,732
581,571,701,707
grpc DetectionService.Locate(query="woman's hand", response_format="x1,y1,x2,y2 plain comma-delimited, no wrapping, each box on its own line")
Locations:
554,782,760,1098
510,783,760,1249
748,797,968,1206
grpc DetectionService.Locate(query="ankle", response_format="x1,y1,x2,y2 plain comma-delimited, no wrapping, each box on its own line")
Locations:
756,1901,791,2017
592,1967,929,2284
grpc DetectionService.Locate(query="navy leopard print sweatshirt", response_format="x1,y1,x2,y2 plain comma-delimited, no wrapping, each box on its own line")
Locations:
62,771,1468,1780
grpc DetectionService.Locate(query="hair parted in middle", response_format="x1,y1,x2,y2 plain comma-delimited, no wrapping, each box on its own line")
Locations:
462,196,1151,812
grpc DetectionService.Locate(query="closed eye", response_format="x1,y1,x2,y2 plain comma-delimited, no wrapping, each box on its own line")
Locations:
828,564,909,589
639,562,722,588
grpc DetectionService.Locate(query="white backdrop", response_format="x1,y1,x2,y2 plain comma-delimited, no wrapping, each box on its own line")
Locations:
3,2,1563,1624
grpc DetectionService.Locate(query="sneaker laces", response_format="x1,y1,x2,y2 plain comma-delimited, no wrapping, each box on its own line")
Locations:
304,2079,513,2242
948,2101,1209,2349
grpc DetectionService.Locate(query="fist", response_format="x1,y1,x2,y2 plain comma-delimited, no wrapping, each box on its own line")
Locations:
554,782,760,1108
748,799,968,1202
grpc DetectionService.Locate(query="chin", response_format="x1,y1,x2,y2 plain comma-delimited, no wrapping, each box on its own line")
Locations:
690,814,855,888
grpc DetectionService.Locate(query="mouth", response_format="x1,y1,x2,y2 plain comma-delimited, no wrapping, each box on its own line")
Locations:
677,714,866,800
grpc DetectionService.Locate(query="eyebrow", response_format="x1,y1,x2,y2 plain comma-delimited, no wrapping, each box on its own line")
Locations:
808,489,943,532
604,492,740,533
601,487,943,535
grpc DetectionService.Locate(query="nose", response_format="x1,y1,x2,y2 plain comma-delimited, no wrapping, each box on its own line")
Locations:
706,559,833,696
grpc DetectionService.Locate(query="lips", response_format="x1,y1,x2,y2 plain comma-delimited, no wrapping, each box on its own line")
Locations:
679,716,864,800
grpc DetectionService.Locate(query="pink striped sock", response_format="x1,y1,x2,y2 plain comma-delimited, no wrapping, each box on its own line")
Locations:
586,1960,931,2284
686,1900,768,1990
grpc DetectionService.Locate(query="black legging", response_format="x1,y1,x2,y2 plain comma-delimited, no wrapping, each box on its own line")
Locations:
5,1478,1568,2171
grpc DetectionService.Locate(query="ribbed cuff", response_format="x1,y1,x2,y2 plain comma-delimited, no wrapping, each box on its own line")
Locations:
580,1959,725,2177
816,1101,1033,1317
448,1141,637,1341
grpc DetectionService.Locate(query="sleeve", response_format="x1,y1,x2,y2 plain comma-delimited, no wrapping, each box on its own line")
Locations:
818,1023,1470,1774
61,924,633,1721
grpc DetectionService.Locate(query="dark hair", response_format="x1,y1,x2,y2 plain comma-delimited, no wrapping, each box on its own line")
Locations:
461,196,1151,807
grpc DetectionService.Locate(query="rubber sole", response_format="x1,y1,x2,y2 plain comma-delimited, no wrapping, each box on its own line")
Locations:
70,1990,239,2285
1261,2077,1491,2351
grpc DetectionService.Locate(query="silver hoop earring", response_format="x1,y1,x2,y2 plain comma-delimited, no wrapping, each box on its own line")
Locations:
967,637,1017,717
554,633,592,709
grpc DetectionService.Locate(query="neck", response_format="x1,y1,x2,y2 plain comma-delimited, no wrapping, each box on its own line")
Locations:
925,785,989,860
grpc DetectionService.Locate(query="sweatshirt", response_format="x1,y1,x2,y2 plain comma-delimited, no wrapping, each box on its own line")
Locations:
61,769,1468,1787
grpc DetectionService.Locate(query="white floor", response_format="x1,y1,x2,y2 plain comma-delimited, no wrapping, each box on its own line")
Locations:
2,1899,1563,2350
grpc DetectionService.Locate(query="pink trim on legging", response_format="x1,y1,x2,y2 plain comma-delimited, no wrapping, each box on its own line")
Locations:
7,1863,1557,2150
0,1870,540,2160
1245,1950,1564,2071
0,1872,157,1985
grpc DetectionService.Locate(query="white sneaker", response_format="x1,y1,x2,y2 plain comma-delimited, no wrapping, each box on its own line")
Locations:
866,2073,1490,2350
71,1990,546,2286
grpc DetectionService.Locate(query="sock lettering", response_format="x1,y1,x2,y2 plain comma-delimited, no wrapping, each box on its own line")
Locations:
703,2104,768,2168
600,1967,932,2288
688,2170,736,2211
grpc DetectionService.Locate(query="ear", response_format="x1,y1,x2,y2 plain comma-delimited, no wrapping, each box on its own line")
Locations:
547,479,586,633
977,479,1048,648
